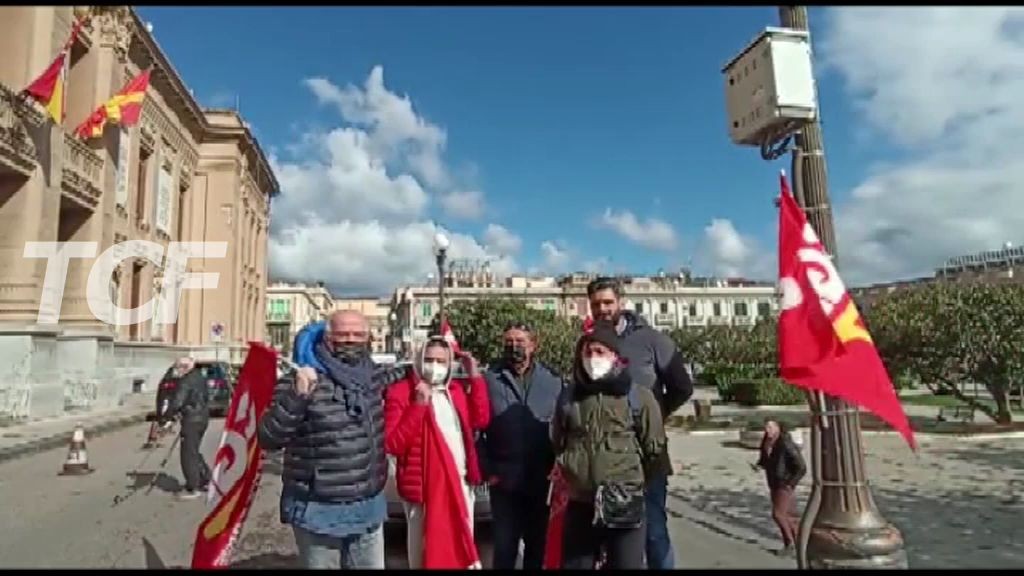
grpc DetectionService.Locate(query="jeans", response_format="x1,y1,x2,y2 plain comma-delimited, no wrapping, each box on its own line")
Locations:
561,500,646,569
179,419,210,492
644,473,675,569
292,524,386,569
490,486,549,569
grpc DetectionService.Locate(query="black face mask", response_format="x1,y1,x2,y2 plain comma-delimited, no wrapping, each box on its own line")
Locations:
332,343,369,364
504,344,527,364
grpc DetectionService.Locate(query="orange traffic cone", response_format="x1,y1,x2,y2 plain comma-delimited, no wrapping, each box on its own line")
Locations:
142,421,161,449
59,424,93,476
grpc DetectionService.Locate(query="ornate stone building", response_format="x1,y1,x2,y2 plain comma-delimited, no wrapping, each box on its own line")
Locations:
0,6,277,420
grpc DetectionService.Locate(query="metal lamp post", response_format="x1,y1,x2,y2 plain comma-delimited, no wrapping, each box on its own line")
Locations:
433,231,450,329
388,311,398,354
722,7,908,569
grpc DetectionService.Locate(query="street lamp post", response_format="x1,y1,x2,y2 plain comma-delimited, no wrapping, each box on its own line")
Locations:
775,7,907,569
723,7,908,569
388,311,398,354
433,231,450,329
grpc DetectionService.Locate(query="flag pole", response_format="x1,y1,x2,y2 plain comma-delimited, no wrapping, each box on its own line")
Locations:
778,5,909,570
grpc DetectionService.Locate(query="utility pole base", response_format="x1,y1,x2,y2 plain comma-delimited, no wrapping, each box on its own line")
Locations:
807,522,909,569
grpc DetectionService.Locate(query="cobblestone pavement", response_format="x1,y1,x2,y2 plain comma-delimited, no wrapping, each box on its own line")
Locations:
665,430,1024,569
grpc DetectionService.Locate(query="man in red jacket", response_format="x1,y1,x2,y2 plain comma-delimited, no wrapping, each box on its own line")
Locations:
385,335,491,568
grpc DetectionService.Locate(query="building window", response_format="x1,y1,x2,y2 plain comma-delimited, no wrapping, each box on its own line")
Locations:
135,148,151,222
713,302,722,316
734,302,749,316
421,303,432,319
688,303,697,316
757,301,771,317
660,302,669,314
544,299,556,311
635,302,644,314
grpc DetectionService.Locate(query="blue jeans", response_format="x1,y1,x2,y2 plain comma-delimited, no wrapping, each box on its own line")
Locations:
292,524,386,569
645,473,675,569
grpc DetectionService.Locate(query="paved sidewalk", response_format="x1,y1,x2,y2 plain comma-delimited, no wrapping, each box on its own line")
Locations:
0,393,156,464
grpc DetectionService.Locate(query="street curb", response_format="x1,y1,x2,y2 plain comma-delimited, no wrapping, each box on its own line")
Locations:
0,410,150,465
669,427,1024,442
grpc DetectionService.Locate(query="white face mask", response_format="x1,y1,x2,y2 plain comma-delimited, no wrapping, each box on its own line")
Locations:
583,356,615,380
422,361,449,386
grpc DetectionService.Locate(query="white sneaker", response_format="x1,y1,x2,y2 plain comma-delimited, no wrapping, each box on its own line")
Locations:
177,490,202,500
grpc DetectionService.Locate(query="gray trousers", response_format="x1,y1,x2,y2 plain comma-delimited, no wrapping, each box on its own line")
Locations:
179,419,210,492
292,524,386,569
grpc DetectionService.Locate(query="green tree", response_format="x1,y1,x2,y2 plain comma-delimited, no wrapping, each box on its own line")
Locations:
869,282,1024,424
444,298,580,377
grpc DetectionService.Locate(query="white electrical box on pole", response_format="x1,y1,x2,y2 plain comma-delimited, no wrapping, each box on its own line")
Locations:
721,27,818,147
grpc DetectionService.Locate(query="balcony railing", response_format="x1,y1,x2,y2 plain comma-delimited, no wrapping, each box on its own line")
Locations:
734,315,755,326
266,311,292,322
709,316,730,326
0,83,42,177
684,316,706,326
654,313,675,325
61,132,103,209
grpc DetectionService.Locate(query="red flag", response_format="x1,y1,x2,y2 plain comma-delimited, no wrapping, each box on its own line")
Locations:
22,17,85,123
191,343,278,568
542,465,570,569
422,407,481,568
74,69,151,139
440,318,461,354
776,173,915,450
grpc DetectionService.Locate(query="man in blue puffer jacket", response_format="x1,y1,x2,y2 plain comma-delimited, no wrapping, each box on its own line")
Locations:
257,310,408,569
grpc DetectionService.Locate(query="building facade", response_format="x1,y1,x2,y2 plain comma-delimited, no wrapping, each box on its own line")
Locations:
265,281,334,356
851,242,1023,311
0,6,276,420
390,270,779,355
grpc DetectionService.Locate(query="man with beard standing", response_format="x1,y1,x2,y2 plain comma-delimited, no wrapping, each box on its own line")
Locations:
479,322,565,569
258,310,407,569
587,277,694,569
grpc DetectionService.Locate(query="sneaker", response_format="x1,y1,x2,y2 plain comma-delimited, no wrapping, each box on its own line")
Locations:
177,490,202,500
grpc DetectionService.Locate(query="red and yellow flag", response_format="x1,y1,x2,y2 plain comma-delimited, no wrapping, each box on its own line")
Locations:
776,172,915,450
74,69,151,139
22,17,86,123
191,343,277,568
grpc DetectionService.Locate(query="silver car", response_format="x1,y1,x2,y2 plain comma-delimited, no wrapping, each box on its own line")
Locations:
385,456,492,524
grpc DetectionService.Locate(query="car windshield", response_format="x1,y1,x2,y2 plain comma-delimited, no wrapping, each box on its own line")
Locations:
198,364,227,380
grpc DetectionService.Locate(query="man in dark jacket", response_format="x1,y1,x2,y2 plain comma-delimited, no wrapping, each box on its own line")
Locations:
257,310,407,569
587,277,694,569
479,322,565,569
161,356,211,500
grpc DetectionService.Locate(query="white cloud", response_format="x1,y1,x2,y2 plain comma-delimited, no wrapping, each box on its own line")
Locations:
700,218,773,279
268,67,511,294
483,223,522,255
820,7,1024,284
270,219,516,295
440,189,486,220
540,241,571,272
596,209,677,252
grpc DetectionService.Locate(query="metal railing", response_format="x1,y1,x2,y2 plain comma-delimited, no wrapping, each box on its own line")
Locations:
62,132,104,205
0,82,42,174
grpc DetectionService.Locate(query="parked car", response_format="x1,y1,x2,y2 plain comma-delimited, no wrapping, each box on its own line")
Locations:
155,360,234,418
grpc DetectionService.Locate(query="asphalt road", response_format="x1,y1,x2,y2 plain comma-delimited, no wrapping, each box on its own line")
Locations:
0,420,790,568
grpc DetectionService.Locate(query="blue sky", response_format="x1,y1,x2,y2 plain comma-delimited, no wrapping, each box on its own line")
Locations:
139,7,1024,295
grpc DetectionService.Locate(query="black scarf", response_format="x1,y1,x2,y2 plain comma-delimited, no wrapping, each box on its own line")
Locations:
314,340,374,419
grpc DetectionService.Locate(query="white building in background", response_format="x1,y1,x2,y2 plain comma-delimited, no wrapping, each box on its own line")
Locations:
390,268,779,355
264,281,334,355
